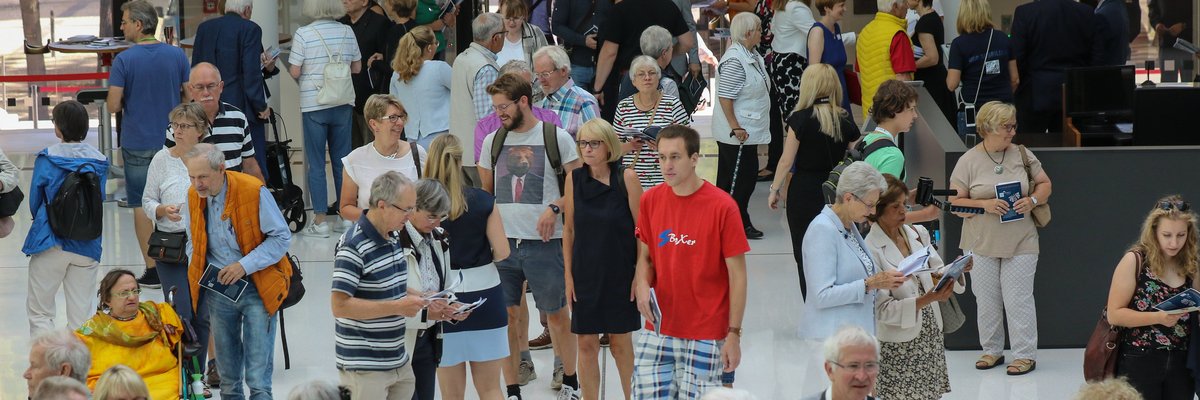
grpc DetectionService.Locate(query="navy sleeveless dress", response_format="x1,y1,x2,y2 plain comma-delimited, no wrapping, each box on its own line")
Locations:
570,163,640,334
439,187,509,365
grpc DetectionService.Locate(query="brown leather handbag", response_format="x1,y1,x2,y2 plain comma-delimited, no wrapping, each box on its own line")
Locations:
1083,308,1121,381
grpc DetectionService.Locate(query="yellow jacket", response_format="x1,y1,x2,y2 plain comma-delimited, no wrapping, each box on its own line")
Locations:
856,12,907,120
76,302,182,400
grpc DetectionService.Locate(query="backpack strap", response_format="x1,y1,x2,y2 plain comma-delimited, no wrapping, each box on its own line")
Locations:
489,127,510,173
862,136,896,158
543,123,565,196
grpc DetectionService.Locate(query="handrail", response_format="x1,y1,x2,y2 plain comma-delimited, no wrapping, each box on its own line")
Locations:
0,72,109,83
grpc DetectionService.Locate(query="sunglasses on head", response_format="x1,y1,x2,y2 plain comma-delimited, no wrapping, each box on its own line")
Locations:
1160,200,1191,212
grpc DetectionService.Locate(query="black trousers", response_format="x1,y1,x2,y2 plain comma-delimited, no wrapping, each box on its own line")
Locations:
1015,89,1062,134
411,329,441,400
1117,347,1194,400
715,141,758,229
765,89,784,174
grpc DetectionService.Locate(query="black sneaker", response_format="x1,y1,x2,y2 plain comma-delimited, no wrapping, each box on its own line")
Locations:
327,202,340,216
744,226,764,240
137,268,161,289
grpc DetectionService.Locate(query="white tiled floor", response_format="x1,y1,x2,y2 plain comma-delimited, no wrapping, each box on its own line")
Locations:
0,127,1095,399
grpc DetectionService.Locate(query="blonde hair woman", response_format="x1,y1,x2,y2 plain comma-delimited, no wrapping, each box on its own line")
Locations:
1105,196,1198,398
339,94,427,226
767,63,863,300
92,365,150,400
946,0,1018,139
563,119,643,399
949,101,1052,375
390,26,452,149
425,134,512,400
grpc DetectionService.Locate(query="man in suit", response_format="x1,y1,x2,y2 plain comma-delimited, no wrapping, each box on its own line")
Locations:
1094,0,1131,66
800,326,881,400
1010,0,1103,134
495,145,546,204
191,0,279,181
1149,0,1193,80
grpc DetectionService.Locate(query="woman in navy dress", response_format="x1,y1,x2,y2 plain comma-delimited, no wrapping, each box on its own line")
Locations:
807,0,856,118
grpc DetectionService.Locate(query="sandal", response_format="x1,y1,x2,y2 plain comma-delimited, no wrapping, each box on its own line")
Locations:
1006,358,1036,375
975,354,1004,370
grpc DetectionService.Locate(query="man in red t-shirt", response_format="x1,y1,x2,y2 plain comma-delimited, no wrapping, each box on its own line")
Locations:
632,125,749,398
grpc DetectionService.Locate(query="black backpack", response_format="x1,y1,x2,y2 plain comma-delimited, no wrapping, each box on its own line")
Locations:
490,122,565,196
48,167,103,241
821,137,897,204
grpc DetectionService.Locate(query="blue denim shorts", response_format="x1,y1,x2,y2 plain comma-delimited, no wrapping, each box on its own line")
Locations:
122,148,158,207
497,238,566,312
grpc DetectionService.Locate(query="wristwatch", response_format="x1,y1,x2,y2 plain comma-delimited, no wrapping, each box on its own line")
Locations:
548,204,562,214
1030,196,1040,205
728,327,743,336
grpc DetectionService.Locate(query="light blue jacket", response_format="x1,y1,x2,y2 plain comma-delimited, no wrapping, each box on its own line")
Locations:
798,205,878,340
22,144,109,260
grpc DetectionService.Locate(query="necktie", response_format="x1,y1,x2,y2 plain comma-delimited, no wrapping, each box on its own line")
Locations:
514,176,524,203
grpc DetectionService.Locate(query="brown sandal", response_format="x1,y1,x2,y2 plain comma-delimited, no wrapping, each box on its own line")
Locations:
975,354,1005,370
1006,358,1036,375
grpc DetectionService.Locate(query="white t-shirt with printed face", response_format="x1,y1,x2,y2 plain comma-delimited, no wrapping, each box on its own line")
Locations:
479,121,579,240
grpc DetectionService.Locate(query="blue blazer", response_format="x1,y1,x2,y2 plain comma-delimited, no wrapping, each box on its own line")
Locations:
797,205,878,340
1095,0,1131,66
191,13,268,119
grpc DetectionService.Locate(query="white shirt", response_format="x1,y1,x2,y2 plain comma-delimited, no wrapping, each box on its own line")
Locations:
496,37,525,69
478,122,580,240
771,1,817,55
341,142,428,209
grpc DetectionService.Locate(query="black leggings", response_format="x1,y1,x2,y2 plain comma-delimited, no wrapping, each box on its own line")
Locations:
715,141,758,229
1117,347,1194,400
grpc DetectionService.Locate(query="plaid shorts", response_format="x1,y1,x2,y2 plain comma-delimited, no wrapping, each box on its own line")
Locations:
632,330,725,399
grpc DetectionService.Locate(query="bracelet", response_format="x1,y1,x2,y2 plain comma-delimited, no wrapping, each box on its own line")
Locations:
769,186,780,194
732,128,746,132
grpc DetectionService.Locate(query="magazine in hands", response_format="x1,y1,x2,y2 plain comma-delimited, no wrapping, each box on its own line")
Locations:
437,0,464,19
427,273,464,302
452,297,487,315
995,181,1025,223
897,245,933,276
648,288,663,334
1155,288,1200,315
934,253,973,292
201,264,249,302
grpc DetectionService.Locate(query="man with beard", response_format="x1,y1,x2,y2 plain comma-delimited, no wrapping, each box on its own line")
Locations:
166,63,265,181
478,72,584,400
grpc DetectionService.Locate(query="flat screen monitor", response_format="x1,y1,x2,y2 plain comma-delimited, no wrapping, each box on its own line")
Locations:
1065,65,1135,119
1133,86,1200,146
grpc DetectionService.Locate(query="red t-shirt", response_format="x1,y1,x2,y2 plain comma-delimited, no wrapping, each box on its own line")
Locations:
889,32,917,74
636,181,751,340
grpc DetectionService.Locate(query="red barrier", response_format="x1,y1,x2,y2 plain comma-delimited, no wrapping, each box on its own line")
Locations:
0,72,109,83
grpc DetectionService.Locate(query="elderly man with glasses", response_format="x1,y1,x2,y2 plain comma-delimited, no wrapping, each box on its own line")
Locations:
803,326,882,400
534,46,600,138
166,63,264,182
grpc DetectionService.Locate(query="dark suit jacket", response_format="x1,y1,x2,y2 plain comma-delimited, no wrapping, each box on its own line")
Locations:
1012,0,1104,112
191,13,269,120
1095,0,1131,66
496,173,545,204
1148,0,1193,50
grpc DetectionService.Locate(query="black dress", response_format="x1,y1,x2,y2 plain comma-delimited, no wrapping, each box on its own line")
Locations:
785,109,862,300
912,11,955,127
570,162,640,334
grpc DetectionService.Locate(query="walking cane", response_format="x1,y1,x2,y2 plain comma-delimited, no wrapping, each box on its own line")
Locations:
600,343,609,399
728,136,746,195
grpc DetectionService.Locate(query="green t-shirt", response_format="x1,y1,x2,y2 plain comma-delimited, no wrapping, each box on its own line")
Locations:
862,132,904,179
416,0,447,53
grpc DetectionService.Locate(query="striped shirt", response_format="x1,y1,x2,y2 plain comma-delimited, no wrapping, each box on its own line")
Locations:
164,102,254,170
612,95,690,188
538,78,600,136
332,214,411,371
290,20,363,112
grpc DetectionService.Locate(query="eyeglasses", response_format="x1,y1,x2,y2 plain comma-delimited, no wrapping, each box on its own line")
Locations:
504,17,523,22
1000,123,1018,132
492,101,517,112
829,361,880,373
422,212,449,222
379,114,408,123
851,193,877,209
534,70,558,80
635,71,660,79
190,83,220,92
1160,200,1191,212
171,122,198,131
577,139,605,149
115,288,142,298
390,203,415,214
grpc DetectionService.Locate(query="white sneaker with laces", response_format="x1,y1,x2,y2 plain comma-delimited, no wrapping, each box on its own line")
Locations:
333,219,352,232
301,222,330,238
555,386,581,400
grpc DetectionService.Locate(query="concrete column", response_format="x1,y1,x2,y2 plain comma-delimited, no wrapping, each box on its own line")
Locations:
251,0,280,112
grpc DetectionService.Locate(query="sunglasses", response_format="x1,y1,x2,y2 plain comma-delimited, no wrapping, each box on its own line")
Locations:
1160,200,1191,212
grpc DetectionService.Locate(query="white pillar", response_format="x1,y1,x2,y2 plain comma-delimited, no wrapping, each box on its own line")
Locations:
251,0,280,112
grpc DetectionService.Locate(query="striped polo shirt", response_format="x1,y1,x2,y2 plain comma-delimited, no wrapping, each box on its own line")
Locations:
331,213,411,371
289,20,362,112
164,102,254,171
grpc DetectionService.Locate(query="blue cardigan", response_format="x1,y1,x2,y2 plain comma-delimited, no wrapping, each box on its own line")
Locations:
797,205,878,340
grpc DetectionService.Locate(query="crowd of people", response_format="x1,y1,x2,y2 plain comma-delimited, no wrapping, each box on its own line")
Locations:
11,0,1196,399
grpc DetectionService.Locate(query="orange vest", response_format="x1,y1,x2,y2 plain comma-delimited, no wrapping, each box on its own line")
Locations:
187,171,291,315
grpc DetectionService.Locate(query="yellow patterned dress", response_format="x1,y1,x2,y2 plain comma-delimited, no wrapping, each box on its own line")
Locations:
76,301,182,400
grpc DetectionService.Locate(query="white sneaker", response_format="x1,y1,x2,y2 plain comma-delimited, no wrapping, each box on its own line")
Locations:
555,386,581,400
332,219,352,232
301,222,330,238
506,396,520,400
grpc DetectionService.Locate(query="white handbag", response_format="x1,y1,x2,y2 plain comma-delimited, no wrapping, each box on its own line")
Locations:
312,27,355,106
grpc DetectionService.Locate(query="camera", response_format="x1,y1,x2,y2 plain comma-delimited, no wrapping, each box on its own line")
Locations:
916,177,983,215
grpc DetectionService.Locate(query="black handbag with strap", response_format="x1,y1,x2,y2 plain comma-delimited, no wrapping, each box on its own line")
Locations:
147,230,187,263
0,186,24,217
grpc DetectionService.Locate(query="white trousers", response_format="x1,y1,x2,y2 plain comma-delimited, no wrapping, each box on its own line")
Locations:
27,246,99,336
972,253,1039,360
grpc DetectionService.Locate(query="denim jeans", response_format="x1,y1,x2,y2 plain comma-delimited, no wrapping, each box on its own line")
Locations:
158,259,210,366
122,148,158,207
301,105,353,214
570,65,595,91
207,283,277,400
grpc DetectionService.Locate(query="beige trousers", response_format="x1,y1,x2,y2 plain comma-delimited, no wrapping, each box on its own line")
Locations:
27,245,99,336
339,363,417,400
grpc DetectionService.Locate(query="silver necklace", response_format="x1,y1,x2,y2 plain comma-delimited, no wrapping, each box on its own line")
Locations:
983,145,1005,174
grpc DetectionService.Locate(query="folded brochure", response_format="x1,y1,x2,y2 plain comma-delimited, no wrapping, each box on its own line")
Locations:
995,181,1025,223
897,245,932,276
200,264,249,303
1155,288,1200,314
649,288,663,334
452,297,487,315
934,253,972,292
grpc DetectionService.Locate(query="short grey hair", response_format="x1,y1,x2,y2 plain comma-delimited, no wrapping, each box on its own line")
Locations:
415,179,451,216
368,171,413,208
224,0,254,12
121,0,159,35
834,161,886,203
302,0,346,19
640,25,673,58
628,55,661,82
876,0,904,10
287,380,341,400
730,12,761,46
500,59,532,76
32,376,90,400
534,46,572,73
32,330,90,384
822,325,880,364
473,13,504,41
184,143,226,172
700,388,759,400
